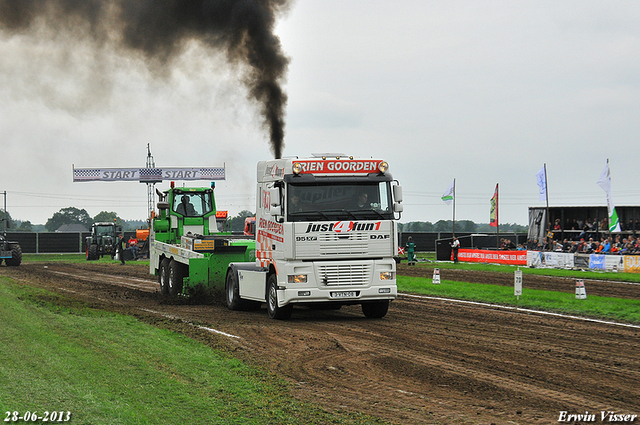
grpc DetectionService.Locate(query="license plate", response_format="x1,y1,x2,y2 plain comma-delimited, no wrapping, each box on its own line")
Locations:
331,291,356,298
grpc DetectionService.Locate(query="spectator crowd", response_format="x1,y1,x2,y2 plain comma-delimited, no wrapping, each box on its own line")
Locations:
521,216,640,254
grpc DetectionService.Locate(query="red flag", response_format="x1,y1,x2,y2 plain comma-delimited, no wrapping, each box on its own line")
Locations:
490,184,498,227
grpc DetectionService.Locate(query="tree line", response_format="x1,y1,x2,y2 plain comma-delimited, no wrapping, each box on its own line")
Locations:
399,220,528,233
2,207,527,234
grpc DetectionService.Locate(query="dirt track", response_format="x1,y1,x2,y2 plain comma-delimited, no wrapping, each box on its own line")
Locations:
2,262,639,424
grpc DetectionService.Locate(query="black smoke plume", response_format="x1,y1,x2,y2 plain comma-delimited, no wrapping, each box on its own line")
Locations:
0,0,290,158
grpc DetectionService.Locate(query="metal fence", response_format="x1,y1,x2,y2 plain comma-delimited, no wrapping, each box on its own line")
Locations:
7,231,528,255
4,232,138,254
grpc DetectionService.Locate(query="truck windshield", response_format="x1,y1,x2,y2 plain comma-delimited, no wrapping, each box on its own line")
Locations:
173,192,213,217
287,182,393,222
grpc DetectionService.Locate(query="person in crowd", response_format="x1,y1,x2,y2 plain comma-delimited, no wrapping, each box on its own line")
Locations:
451,237,460,263
128,236,139,259
594,240,604,253
117,234,126,265
405,236,417,266
603,236,612,253
553,219,562,240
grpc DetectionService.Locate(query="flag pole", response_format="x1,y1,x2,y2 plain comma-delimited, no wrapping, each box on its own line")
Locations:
452,178,456,237
544,163,550,251
496,183,500,248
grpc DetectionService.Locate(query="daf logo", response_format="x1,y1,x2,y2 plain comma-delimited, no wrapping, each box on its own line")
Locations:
370,234,390,240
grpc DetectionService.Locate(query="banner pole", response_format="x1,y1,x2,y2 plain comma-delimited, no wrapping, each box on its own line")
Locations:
452,178,456,237
496,183,500,248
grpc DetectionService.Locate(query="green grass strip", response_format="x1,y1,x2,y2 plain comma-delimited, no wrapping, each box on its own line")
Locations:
398,276,640,324
0,278,386,425
411,259,640,283
20,253,150,267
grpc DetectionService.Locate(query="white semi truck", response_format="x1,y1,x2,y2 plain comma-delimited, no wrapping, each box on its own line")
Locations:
225,154,403,319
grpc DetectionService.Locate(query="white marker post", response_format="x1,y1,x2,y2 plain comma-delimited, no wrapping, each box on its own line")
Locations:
514,268,523,300
432,268,441,284
575,279,587,300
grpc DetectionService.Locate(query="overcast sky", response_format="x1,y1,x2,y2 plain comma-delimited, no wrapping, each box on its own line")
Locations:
1,1,640,227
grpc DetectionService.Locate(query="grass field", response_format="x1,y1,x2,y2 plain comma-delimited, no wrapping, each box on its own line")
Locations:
397,276,640,324
0,279,386,425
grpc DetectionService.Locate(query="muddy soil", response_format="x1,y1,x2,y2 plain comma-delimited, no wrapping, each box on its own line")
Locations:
2,262,639,425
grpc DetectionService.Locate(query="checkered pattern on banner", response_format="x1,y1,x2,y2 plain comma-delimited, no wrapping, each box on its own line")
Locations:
73,169,101,181
139,168,163,182
200,167,225,180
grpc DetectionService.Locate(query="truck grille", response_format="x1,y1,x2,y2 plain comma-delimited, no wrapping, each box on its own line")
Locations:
318,232,368,255
316,263,372,286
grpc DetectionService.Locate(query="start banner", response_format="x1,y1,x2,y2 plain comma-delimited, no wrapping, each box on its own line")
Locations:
457,249,527,265
73,166,225,182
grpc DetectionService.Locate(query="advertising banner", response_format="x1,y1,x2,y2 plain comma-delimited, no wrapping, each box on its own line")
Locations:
589,254,606,270
624,255,640,273
458,249,527,265
529,252,640,273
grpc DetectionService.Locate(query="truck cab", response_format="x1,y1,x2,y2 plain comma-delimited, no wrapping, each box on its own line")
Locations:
226,155,403,319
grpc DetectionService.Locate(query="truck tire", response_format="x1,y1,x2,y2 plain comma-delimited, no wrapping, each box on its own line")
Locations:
159,258,170,295
226,270,261,311
225,269,243,310
87,244,98,261
266,274,292,320
168,259,184,298
361,300,390,319
5,244,22,267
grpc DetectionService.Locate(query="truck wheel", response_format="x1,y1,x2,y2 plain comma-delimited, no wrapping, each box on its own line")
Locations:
5,244,22,267
362,300,390,319
225,269,243,310
266,274,292,320
159,258,170,295
226,270,262,311
225,270,242,310
88,244,98,261
168,259,184,298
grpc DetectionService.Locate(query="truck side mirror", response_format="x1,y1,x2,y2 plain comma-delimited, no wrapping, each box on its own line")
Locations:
269,188,281,207
393,203,404,213
393,185,403,203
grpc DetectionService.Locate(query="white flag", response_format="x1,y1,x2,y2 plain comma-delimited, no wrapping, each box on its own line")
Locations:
441,180,454,205
536,166,547,202
597,161,621,232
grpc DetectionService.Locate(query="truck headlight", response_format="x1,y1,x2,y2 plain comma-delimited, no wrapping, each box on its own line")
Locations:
380,271,395,280
288,274,307,283
378,161,389,173
292,162,302,174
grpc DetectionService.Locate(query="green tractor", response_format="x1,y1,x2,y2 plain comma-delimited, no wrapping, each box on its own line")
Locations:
86,222,122,260
0,233,22,266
